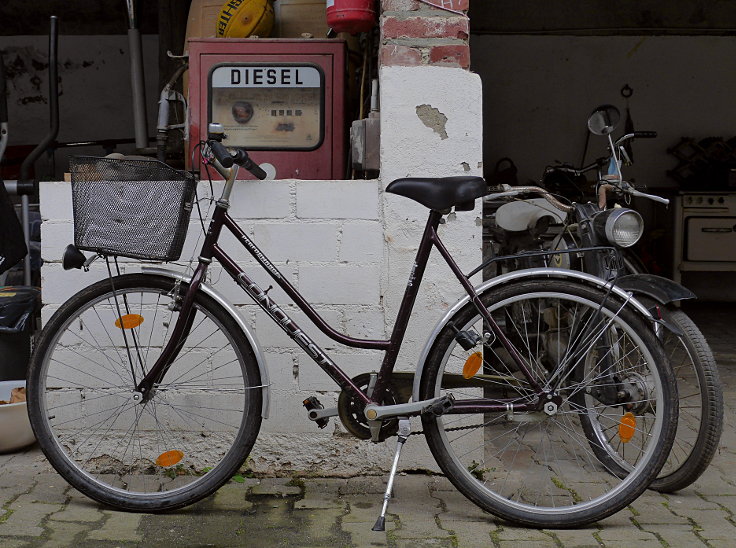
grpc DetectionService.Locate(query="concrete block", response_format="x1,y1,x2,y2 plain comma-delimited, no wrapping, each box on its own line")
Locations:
340,221,384,264
299,265,380,305
229,179,293,220
296,181,380,220
344,308,386,339
255,308,342,351
298,352,382,392
39,181,73,221
40,263,114,306
255,223,339,262
39,222,74,263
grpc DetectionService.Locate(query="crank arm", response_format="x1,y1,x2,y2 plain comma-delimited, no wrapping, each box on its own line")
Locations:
364,395,452,421
306,406,338,422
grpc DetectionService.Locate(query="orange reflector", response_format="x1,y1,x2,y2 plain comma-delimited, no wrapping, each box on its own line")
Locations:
156,450,184,467
618,412,637,443
114,314,144,329
462,352,483,379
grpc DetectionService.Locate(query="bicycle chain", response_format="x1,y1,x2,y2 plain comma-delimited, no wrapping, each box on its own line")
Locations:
408,422,485,437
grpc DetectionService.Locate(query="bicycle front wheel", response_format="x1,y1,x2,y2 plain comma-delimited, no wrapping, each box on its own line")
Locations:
419,279,677,528
27,274,263,512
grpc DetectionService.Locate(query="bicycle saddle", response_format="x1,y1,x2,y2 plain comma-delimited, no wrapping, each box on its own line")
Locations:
386,176,486,211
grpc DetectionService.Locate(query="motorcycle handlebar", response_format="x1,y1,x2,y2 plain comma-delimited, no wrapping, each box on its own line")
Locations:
633,131,657,139
628,187,670,205
485,185,574,213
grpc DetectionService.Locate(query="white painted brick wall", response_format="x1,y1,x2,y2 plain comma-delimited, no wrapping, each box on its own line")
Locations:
38,63,483,476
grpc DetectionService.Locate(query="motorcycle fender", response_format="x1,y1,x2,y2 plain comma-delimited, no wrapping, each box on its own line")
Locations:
142,266,271,419
615,273,696,305
411,268,654,402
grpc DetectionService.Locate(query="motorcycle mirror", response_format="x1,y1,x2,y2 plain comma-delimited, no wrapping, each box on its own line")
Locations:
587,105,621,136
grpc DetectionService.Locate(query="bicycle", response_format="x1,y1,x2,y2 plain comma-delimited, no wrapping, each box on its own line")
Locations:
27,124,678,529
484,104,722,493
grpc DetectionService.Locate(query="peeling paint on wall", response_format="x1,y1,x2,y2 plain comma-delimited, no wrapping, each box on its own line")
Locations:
415,104,448,140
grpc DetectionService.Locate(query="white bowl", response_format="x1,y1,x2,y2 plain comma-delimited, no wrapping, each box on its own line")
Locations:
0,381,36,453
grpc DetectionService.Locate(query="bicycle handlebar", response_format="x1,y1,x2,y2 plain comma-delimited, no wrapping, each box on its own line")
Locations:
208,140,267,180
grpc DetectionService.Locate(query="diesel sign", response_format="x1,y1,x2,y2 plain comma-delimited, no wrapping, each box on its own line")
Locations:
211,65,322,88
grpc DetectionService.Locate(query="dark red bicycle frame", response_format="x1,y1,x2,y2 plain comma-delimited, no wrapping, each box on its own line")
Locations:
135,199,543,414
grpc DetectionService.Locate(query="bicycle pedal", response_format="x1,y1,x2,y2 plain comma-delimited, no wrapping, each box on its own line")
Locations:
302,396,335,428
422,394,455,417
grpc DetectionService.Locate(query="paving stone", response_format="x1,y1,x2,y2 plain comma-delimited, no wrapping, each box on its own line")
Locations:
498,540,556,548
86,511,143,542
343,496,390,525
212,484,255,511
342,520,389,547
440,519,495,546
547,528,603,547
496,525,557,542
26,474,69,505
41,519,87,547
294,492,346,510
0,538,31,548
48,501,105,523
250,478,302,497
0,500,63,537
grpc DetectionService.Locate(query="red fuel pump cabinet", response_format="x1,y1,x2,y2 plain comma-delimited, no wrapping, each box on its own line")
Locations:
326,0,378,34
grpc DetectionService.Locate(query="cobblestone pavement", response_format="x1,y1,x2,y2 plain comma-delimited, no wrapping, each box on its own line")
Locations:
0,302,734,547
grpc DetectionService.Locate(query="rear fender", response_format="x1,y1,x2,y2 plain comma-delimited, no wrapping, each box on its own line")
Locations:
615,273,696,305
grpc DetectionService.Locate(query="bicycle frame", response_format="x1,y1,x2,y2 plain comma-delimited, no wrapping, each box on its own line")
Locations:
134,166,546,416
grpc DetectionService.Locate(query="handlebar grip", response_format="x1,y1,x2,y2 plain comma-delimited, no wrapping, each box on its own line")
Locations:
0,53,7,123
210,140,234,167
630,188,670,205
247,162,267,180
633,131,657,139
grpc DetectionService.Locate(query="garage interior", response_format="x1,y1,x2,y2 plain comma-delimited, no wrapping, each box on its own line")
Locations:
470,1,736,300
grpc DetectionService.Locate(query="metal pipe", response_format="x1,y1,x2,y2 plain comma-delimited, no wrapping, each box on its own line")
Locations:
21,195,30,285
0,52,8,163
127,0,148,150
19,16,59,185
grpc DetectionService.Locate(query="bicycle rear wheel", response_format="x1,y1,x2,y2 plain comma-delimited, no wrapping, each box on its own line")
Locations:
27,273,263,512
419,279,677,528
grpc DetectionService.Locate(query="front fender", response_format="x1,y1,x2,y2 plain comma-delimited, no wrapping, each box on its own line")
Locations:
411,268,653,402
615,273,696,305
142,266,271,419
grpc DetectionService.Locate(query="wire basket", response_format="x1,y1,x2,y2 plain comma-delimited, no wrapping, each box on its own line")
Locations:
69,156,196,262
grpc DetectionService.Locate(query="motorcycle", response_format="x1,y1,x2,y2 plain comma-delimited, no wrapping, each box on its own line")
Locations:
481,105,723,493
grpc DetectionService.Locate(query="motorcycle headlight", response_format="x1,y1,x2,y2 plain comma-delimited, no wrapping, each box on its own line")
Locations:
593,208,643,248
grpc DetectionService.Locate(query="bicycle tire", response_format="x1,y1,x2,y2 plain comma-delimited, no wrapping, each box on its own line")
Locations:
27,273,263,512
419,279,677,528
582,301,723,492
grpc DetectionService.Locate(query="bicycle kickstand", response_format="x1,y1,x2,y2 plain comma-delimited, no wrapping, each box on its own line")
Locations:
372,417,411,532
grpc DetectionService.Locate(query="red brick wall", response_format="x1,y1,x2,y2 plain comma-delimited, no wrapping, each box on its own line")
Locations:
380,0,470,69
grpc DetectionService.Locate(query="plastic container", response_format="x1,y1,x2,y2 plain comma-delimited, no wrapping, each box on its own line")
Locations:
0,381,35,453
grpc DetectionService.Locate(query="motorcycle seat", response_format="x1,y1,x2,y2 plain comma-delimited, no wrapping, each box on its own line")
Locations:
386,176,487,211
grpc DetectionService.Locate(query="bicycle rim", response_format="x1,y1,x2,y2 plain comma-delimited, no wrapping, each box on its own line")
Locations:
420,280,676,527
28,275,262,509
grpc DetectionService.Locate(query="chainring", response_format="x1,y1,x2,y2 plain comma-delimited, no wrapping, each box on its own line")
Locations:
337,373,405,441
